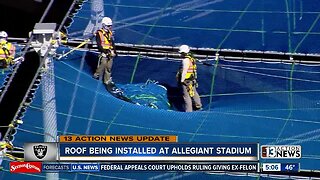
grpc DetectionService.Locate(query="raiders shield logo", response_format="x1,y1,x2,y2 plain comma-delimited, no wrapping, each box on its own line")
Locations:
33,145,47,159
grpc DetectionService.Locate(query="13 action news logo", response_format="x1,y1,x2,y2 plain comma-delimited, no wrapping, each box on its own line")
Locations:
261,145,301,159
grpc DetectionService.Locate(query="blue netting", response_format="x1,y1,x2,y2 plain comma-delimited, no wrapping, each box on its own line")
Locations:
7,49,320,175
68,0,320,53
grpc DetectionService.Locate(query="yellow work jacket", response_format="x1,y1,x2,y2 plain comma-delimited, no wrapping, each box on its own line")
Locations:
97,29,113,50
184,55,197,80
0,40,15,61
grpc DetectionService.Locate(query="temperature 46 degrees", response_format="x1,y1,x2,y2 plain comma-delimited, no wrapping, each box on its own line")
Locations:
282,163,299,172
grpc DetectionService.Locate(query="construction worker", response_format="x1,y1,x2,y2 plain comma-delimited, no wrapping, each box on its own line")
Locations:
0,31,16,68
93,17,117,85
176,45,202,112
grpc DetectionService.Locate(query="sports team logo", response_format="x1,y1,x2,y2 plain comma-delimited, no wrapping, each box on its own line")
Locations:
25,143,57,161
33,145,48,159
10,162,42,173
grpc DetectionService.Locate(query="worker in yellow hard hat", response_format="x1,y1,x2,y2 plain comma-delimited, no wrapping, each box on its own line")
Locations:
176,45,202,112
93,17,117,85
0,31,16,68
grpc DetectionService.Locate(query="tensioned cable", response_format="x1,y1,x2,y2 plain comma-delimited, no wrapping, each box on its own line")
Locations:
208,0,254,110
0,0,58,103
293,0,296,30
47,53,320,138
273,129,320,145
84,1,320,14
86,80,103,135
19,106,320,173
58,61,320,103
72,15,320,36
58,57,320,109
275,59,295,143
45,1,320,179
189,0,253,145
285,0,293,53
130,53,140,83
220,66,320,83
58,56,320,100
1,0,79,145
200,89,320,98
275,0,319,143
23,106,320,167
47,63,126,136
293,13,320,53
219,64,320,74
227,107,320,114
59,52,320,95
17,125,320,169
113,0,220,30
57,0,80,32
27,99,319,139
39,0,55,23
20,123,78,136
104,104,125,135
63,43,89,135
25,104,320,142
129,0,172,84
55,64,320,107
0,0,72,154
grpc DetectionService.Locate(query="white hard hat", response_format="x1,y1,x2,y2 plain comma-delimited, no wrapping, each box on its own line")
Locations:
179,45,190,53
0,31,8,39
102,17,112,26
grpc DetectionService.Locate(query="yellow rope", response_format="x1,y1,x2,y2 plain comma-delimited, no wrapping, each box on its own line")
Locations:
58,39,90,59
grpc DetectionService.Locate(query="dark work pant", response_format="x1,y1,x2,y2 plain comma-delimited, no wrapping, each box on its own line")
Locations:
182,81,202,112
94,55,113,84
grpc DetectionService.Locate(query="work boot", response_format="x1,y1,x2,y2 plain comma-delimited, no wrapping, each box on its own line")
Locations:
105,78,115,86
195,104,203,111
93,74,99,80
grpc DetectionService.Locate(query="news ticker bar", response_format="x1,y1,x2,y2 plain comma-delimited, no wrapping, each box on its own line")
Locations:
11,162,259,173
25,142,258,161
59,135,178,143
24,135,302,162
10,162,300,173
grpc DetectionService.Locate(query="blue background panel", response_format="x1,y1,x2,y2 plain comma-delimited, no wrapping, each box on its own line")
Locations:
67,0,320,53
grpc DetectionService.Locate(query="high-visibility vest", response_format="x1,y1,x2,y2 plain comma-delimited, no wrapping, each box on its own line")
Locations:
97,29,113,50
0,41,15,61
185,55,197,80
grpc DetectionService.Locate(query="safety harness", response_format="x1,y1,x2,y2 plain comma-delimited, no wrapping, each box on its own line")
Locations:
176,54,197,97
0,41,15,68
97,29,113,50
185,54,197,80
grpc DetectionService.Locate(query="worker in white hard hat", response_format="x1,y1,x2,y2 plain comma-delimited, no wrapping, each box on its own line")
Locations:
93,17,117,85
0,31,16,68
176,45,202,112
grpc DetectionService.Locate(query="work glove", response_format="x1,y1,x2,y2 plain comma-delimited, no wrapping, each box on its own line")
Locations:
100,52,107,58
109,50,114,57
193,80,199,88
181,80,188,86
113,50,118,57
176,72,180,82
